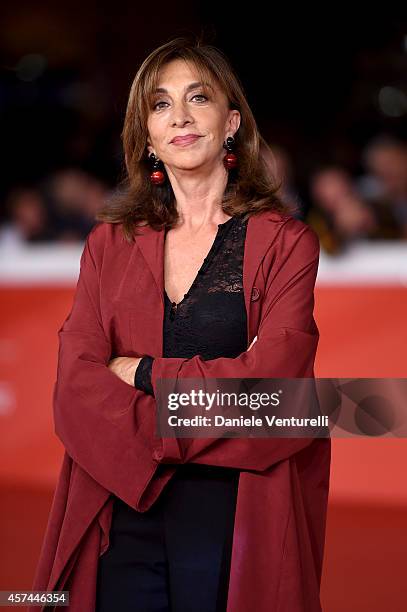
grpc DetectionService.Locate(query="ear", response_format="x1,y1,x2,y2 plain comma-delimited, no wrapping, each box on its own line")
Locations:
227,109,241,139
146,135,155,157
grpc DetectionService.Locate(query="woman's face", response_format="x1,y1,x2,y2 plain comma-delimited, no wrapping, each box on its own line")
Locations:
146,59,240,173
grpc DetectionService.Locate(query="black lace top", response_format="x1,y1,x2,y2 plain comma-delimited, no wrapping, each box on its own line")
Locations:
134,214,249,395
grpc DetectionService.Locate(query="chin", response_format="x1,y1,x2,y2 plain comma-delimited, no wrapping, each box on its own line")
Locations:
170,153,217,172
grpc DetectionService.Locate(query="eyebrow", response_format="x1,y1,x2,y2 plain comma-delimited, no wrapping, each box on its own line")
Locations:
152,81,213,95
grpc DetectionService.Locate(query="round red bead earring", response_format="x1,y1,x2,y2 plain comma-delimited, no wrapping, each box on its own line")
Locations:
149,153,166,185
223,136,238,170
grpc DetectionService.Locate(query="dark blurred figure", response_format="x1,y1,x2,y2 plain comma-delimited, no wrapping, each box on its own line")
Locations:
260,140,304,219
41,168,109,243
0,187,56,247
307,164,403,255
358,135,407,239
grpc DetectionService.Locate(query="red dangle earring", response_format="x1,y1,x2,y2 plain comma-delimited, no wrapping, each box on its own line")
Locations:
223,136,238,170
149,152,166,185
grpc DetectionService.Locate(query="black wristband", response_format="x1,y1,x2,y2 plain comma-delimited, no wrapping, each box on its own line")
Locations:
134,355,155,396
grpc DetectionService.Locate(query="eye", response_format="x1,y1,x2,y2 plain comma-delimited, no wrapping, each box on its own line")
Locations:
153,100,169,111
191,94,208,102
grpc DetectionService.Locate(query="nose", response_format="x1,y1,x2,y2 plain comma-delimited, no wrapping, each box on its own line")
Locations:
170,100,194,127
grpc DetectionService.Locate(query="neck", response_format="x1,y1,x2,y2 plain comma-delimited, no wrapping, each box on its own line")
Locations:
165,162,230,229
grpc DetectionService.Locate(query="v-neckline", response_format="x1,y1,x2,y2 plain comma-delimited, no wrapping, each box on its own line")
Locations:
164,216,236,308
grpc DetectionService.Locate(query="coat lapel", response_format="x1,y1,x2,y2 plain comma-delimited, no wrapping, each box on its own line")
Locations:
132,223,166,307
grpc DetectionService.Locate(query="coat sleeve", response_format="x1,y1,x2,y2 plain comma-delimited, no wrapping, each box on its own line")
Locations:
52,224,178,510
150,223,322,472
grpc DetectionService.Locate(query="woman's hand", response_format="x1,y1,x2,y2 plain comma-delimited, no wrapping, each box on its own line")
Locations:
107,356,143,386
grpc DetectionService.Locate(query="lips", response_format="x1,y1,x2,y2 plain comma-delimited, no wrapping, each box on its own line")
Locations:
171,134,202,145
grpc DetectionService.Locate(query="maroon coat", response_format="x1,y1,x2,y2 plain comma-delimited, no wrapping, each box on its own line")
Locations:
30,209,331,611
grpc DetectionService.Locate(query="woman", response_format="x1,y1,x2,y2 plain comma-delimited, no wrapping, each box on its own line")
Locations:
30,37,331,612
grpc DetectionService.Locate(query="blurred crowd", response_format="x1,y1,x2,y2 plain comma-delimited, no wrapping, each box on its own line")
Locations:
269,133,407,254
0,169,110,247
1,133,406,255
306,134,407,253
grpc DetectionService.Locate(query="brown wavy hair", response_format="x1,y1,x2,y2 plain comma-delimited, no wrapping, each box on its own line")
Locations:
96,35,297,242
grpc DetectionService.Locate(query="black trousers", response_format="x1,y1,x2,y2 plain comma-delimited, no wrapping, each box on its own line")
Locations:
95,463,240,612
